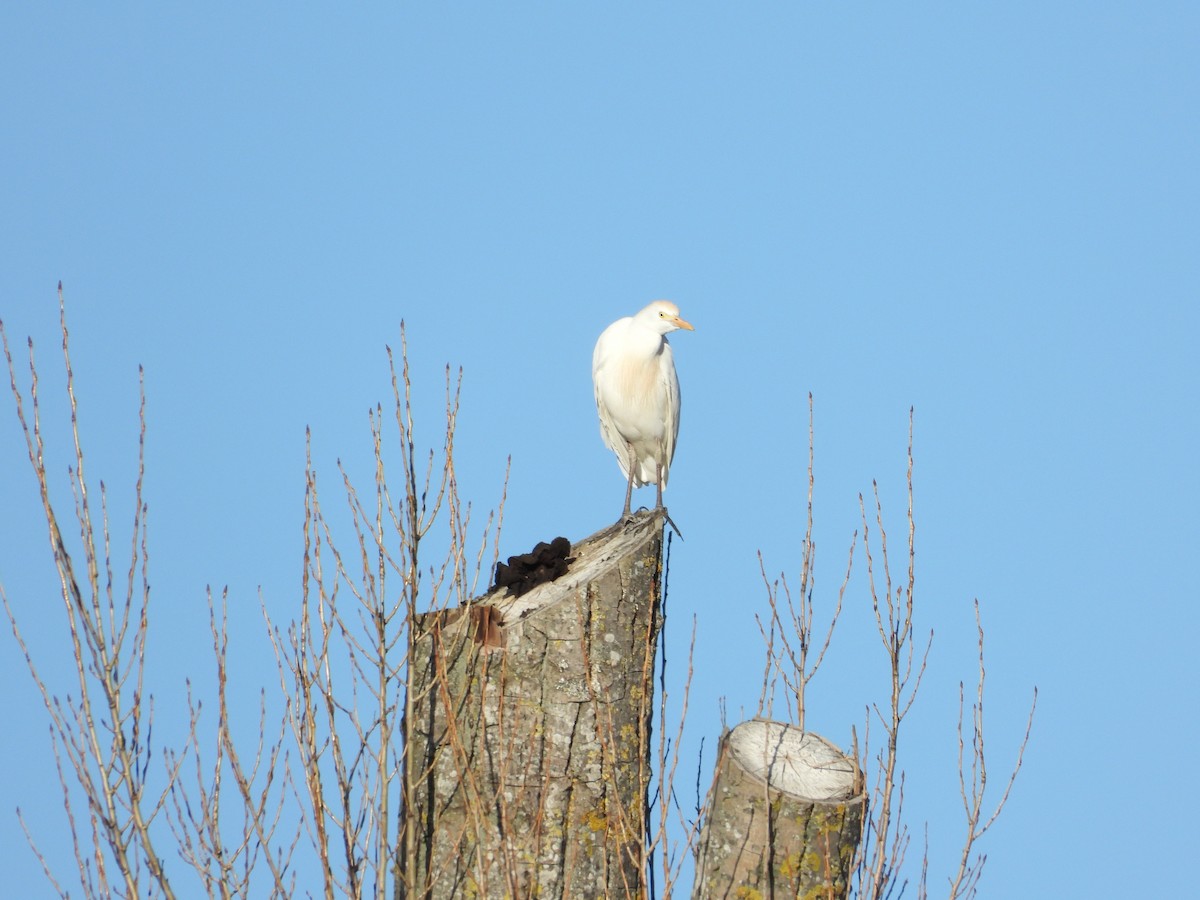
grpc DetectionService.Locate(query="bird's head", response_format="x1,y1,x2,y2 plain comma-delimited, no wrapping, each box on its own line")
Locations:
638,300,695,335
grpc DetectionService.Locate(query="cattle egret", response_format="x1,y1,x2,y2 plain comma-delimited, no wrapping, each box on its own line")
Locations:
592,300,694,519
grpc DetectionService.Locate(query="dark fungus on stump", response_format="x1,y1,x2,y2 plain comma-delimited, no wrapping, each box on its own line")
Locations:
493,536,573,597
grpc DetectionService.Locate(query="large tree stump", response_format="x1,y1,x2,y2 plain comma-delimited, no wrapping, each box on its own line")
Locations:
692,720,865,900
398,510,665,899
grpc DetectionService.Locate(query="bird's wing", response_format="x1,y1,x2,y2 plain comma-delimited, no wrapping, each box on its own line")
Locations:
593,324,632,478
660,341,681,487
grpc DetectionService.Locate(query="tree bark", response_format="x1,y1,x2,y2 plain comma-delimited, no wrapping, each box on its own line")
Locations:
398,510,665,899
692,720,865,900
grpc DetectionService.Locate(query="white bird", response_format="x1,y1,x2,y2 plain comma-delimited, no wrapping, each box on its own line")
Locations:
592,300,694,519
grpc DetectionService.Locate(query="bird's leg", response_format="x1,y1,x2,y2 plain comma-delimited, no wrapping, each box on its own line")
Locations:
622,442,636,520
653,462,684,538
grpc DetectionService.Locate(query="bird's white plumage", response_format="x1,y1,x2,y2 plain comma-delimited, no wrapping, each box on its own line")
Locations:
592,300,693,514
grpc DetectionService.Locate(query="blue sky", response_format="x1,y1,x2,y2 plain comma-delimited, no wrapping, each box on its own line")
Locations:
2,4,1197,897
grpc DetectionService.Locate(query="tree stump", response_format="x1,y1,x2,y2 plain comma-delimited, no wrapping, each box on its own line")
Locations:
692,720,865,900
398,510,665,899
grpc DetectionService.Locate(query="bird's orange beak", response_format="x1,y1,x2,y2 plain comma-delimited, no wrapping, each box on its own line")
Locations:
673,316,695,331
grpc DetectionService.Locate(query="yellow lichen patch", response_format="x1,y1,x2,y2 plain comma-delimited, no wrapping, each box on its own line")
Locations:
776,850,803,878
734,887,763,900
582,801,608,832
801,850,823,875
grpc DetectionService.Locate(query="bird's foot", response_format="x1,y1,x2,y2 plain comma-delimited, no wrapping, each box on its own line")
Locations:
631,503,684,540
662,508,684,541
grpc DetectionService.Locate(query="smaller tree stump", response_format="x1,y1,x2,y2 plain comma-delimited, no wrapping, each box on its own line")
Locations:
692,720,865,900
